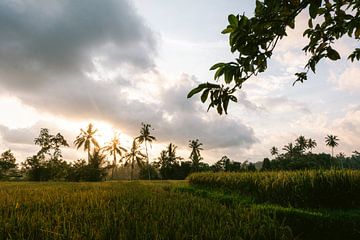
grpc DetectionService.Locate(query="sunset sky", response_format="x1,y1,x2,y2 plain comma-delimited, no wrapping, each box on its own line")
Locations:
0,0,359,164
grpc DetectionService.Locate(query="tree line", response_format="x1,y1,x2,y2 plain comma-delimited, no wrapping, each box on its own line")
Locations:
1,125,359,181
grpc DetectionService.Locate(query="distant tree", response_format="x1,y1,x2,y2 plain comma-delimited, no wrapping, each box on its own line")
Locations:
35,128,69,160
325,134,339,158
156,143,183,179
270,146,278,157
307,138,317,153
188,0,360,115
189,139,204,172
25,128,69,181
282,143,297,158
74,123,100,163
295,135,308,153
136,123,156,180
103,133,127,179
85,149,109,181
124,139,146,181
261,157,271,171
0,150,17,179
139,163,159,180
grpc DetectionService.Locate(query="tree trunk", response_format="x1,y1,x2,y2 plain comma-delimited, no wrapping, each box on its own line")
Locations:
130,156,134,181
111,152,116,180
88,148,90,164
145,141,150,180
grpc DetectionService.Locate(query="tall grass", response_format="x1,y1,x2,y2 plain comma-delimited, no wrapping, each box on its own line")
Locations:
187,170,360,208
0,181,292,240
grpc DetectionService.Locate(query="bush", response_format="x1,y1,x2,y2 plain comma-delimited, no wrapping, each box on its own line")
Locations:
188,170,360,209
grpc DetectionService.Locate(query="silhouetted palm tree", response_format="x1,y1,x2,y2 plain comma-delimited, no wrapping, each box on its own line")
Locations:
103,133,127,179
282,143,297,158
296,135,308,153
270,146,278,157
74,123,100,163
307,138,317,153
156,143,183,169
136,123,156,180
189,139,203,172
325,135,339,158
124,139,146,181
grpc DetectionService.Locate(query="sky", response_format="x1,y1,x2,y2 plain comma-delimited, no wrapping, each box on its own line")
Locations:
0,0,359,164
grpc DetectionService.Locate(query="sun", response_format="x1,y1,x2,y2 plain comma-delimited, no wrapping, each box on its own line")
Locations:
91,121,116,146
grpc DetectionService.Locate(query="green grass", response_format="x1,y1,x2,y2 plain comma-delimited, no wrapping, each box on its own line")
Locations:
187,170,360,208
0,181,292,240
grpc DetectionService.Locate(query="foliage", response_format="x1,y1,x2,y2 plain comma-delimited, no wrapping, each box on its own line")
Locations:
0,150,18,179
325,134,340,157
0,181,293,240
188,0,360,114
136,122,156,180
155,143,185,179
102,133,127,179
138,164,160,180
23,129,70,181
34,128,69,160
74,123,100,163
188,139,203,172
188,169,360,209
124,139,146,181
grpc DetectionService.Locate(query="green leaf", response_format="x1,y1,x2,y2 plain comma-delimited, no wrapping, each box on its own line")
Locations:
327,47,341,60
187,84,207,98
228,14,238,27
217,102,223,115
223,97,229,114
355,27,360,39
200,89,210,103
210,63,225,70
308,19,313,28
309,0,322,19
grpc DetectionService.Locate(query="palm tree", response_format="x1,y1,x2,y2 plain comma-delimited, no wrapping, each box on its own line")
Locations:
74,123,100,163
295,135,308,153
325,134,339,158
282,143,296,158
124,139,146,181
270,146,278,157
136,123,156,180
103,133,127,179
166,143,183,164
307,138,317,153
189,139,203,172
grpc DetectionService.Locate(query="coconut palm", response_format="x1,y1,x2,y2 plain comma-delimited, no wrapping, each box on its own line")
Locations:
270,146,278,157
189,139,203,172
325,135,339,158
295,135,308,153
124,139,146,181
102,133,127,179
74,123,100,163
282,143,297,158
156,143,181,168
136,123,156,180
307,138,317,153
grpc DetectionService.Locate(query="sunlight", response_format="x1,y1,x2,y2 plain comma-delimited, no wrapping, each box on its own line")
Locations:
0,97,40,128
87,120,133,149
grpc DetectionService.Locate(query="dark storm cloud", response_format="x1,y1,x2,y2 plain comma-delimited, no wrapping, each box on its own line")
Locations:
0,0,257,150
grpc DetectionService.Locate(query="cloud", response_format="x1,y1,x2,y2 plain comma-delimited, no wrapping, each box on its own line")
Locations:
331,66,360,92
0,0,258,156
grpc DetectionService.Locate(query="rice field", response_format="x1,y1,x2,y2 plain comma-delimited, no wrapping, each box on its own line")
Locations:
187,169,360,208
0,181,292,240
1,170,360,239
